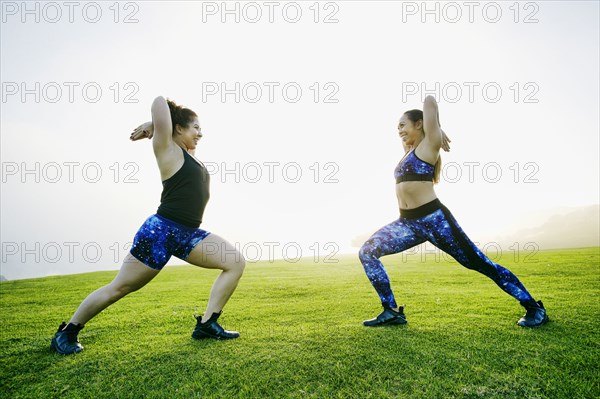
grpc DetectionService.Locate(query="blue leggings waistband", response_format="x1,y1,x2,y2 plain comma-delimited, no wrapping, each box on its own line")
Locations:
400,198,442,219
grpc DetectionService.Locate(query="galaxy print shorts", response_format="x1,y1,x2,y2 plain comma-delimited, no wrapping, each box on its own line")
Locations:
130,214,211,270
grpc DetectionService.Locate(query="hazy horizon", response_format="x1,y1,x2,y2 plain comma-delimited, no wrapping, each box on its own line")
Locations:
2,203,598,281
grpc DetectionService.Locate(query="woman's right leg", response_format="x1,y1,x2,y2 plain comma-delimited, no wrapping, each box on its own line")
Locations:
69,253,160,326
359,219,425,310
52,253,160,354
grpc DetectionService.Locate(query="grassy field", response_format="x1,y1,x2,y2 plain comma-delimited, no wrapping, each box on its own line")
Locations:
1,247,598,398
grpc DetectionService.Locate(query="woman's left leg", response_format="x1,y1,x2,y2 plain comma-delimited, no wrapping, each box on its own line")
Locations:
422,206,535,304
417,206,548,326
182,233,245,339
184,233,246,319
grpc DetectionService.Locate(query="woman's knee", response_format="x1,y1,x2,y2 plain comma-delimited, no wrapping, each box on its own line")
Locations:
106,282,139,301
216,249,246,274
230,253,246,274
359,240,378,263
461,257,501,280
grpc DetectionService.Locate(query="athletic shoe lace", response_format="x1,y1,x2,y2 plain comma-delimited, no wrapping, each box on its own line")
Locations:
525,307,538,319
64,329,80,344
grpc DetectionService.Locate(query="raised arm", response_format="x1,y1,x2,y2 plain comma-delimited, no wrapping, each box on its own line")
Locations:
151,96,173,151
422,95,442,152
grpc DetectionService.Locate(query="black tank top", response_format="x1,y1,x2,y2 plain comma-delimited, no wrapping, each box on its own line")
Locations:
156,147,210,227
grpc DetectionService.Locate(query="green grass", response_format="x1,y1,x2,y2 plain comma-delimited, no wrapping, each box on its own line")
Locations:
1,247,599,398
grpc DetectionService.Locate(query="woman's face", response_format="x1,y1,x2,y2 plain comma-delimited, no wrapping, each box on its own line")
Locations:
398,114,422,147
176,117,202,150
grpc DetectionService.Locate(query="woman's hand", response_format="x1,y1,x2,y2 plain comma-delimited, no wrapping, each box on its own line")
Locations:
441,129,451,152
130,121,154,141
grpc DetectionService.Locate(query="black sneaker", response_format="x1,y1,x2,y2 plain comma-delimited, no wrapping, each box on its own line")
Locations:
192,312,240,340
363,306,408,327
51,322,84,354
517,300,549,327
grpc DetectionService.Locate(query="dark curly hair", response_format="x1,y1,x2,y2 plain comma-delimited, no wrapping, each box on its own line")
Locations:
403,109,442,184
166,99,197,135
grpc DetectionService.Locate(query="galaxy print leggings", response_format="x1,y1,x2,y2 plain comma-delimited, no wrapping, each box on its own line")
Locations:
359,199,535,309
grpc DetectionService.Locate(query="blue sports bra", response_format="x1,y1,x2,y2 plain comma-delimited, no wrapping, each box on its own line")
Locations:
394,149,435,183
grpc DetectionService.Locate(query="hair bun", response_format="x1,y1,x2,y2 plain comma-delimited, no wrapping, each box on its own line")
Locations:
166,98,182,118
165,98,198,133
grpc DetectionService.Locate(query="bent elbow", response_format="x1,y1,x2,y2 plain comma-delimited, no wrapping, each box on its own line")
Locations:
151,96,167,111
424,95,438,108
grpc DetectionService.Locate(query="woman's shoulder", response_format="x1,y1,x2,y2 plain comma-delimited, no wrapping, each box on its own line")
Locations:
413,141,438,166
154,142,185,167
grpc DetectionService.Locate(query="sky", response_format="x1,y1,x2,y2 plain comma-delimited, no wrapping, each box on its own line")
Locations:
1,1,599,280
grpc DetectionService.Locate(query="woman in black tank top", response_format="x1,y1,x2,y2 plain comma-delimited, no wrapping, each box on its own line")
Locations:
51,97,245,355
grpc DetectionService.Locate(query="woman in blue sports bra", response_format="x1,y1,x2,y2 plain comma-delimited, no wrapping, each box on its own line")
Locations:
51,97,245,355
359,95,548,328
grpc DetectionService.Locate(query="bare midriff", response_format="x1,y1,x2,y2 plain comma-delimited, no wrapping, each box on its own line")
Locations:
396,181,438,210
